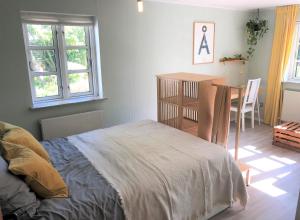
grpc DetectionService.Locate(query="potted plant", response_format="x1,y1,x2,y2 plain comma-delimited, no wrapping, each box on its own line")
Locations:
219,54,247,63
246,12,268,58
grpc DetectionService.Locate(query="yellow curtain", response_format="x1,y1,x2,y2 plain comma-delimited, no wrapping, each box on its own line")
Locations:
264,5,299,126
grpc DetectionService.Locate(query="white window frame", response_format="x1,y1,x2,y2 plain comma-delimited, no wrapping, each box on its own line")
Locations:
23,24,63,102
22,12,101,107
287,22,300,82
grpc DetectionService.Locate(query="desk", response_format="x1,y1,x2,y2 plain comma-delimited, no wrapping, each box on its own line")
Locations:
216,84,251,186
232,86,251,186
231,85,264,100
231,87,244,100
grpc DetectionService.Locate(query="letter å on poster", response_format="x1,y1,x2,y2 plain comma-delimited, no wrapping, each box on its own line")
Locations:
193,22,215,64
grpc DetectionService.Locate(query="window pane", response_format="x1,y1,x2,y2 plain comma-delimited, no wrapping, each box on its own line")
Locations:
68,72,90,93
30,50,56,72
297,46,300,60
64,26,86,46
33,75,59,98
67,49,88,70
295,63,300,78
27,24,53,46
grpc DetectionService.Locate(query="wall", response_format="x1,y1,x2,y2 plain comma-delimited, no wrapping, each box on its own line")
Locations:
0,0,104,139
98,0,250,126
247,8,275,103
248,8,300,105
0,0,250,139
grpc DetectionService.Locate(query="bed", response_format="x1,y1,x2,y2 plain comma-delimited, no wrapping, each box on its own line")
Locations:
31,120,247,220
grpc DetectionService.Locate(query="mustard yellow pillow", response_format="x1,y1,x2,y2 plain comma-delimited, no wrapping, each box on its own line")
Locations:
0,121,18,131
3,142,68,199
0,121,50,162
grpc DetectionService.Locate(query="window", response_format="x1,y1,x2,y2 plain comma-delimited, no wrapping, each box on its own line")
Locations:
288,23,300,81
22,13,101,107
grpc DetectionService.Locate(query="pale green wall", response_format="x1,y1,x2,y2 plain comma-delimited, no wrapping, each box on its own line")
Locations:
0,0,250,139
247,8,300,105
247,8,275,103
98,0,250,126
0,0,104,139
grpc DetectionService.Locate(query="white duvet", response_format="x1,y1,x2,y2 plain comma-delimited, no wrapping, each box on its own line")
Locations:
69,120,247,220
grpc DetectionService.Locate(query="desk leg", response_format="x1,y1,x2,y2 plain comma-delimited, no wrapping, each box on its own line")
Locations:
235,88,243,160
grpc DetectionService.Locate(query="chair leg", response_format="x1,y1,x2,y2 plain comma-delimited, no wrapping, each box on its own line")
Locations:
251,109,255,128
234,111,237,123
242,113,245,132
256,98,261,125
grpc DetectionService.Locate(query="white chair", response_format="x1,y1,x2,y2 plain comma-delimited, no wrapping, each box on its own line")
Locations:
231,78,261,132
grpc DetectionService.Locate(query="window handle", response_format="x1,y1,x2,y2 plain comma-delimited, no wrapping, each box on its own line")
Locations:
29,61,34,71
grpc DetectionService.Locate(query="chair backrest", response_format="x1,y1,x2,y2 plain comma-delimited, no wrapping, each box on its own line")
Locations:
243,78,261,108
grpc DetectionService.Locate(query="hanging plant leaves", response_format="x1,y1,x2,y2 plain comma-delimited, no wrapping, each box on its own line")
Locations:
246,18,268,58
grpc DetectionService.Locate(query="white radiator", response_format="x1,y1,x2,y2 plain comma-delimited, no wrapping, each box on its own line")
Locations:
281,90,300,123
40,110,104,140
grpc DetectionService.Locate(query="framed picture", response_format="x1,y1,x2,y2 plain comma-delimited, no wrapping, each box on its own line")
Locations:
193,22,215,64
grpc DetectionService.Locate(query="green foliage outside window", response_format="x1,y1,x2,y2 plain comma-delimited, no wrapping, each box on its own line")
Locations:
27,24,90,97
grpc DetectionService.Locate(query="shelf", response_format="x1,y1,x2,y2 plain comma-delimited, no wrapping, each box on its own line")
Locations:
182,118,198,130
220,59,247,64
161,118,198,136
157,73,222,139
182,119,198,136
157,72,223,82
159,96,199,110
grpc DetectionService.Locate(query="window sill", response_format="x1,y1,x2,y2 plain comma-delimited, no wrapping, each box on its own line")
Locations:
284,80,300,84
30,96,107,110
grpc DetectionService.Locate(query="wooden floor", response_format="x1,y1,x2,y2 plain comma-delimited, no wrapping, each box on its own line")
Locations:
210,120,300,220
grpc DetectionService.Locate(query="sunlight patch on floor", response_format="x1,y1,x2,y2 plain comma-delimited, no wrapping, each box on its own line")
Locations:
249,168,261,176
270,155,296,165
247,158,284,172
229,148,255,159
251,178,287,197
243,145,262,154
276,172,291,179
228,143,296,198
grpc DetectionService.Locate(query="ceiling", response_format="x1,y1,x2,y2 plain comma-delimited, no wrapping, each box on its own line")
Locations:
146,0,300,10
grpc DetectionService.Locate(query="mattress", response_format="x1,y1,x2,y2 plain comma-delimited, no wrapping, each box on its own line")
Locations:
69,120,247,220
35,120,247,220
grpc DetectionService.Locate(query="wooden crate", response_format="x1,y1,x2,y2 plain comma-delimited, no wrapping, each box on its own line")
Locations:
273,122,300,152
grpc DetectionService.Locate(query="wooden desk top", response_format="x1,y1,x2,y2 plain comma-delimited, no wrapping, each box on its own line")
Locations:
230,85,264,100
156,73,259,100
231,87,244,100
156,72,223,82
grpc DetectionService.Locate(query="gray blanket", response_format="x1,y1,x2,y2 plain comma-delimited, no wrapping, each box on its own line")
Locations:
34,138,125,220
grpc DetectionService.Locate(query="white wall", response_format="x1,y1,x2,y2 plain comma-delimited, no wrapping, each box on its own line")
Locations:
0,0,250,138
